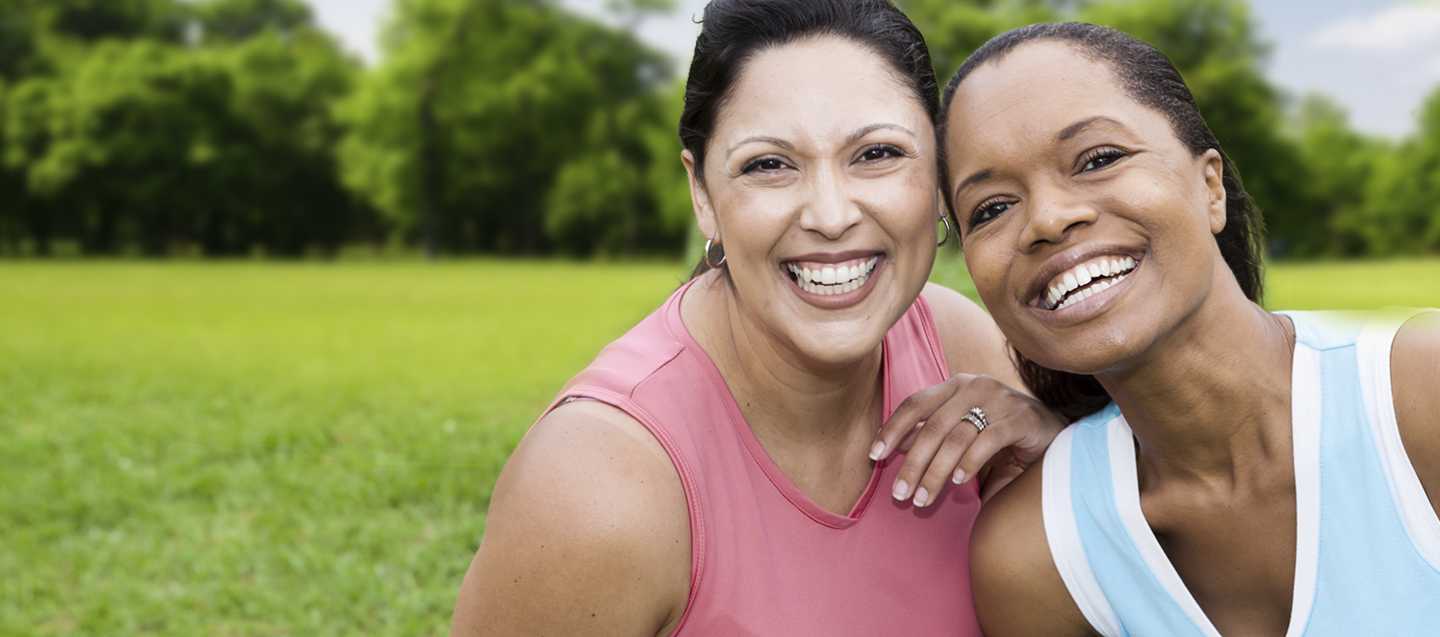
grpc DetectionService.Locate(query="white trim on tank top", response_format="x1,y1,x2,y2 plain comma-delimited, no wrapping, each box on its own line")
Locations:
1042,425,1123,637
1357,310,1440,571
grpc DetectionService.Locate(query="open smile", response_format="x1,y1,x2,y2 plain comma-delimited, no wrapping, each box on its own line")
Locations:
1037,254,1138,311
781,253,885,308
1024,248,1145,325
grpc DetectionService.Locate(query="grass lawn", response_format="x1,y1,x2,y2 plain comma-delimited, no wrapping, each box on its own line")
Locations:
2,256,1436,635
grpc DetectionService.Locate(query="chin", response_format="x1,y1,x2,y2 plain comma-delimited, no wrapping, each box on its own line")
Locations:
1020,323,1148,377
789,325,887,369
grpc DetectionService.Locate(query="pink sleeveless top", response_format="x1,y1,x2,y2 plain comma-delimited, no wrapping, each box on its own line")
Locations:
546,280,982,636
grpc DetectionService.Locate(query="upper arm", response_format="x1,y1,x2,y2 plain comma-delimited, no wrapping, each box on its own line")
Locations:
970,461,1095,636
922,283,1025,390
451,400,691,637
1392,311,1440,512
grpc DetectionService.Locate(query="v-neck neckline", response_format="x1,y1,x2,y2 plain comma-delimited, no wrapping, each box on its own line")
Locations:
666,278,890,529
1106,334,1321,637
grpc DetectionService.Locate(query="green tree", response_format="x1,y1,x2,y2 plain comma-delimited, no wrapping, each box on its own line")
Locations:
339,0,675,256
195,0,313,42
1361,87,1440,255
2,0,365,256
17,0,188,43
5,41,233,254
203,28,366,255
1293,95,1386,256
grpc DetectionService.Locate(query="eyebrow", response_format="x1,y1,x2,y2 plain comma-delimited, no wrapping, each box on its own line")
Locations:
723,123,916,160
845,122,915,146
1056,115,1126,141
726,136,795,159
953,169,994,200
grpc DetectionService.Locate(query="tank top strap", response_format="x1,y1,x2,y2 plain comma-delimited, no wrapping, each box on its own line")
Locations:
1354,309,1440,570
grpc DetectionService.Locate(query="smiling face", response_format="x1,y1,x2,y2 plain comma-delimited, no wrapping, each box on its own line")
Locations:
684,36,939,366
944,41,1230,376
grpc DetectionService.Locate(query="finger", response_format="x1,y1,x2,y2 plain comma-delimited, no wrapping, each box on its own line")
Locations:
891,396,977,504
889,411,959,503
953,420,1023,487
869,378,963,462
914,422,980,508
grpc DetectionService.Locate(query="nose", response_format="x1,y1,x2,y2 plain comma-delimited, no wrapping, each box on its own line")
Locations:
1017,186,1097,252
798,168,862,240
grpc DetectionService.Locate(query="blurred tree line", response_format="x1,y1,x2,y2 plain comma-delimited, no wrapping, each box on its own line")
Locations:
0,0,1436,258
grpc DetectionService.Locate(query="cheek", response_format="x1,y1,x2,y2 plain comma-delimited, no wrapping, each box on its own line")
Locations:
714,189,794,254
962,245,1011,311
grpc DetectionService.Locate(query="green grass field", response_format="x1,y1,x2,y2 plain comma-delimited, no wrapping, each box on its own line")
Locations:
2,257,1436,635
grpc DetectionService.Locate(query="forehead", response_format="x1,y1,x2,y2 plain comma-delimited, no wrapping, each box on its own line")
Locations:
945,41,1153,154
716,36,930,143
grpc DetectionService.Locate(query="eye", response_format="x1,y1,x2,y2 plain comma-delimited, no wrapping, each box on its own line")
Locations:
1078,147,1127,173
969,197,1013,229
856,144,905,163
741,157,790,174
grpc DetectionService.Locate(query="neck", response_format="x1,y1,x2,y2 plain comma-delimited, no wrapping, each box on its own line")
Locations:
1096,273,1295,486
685,273,884,449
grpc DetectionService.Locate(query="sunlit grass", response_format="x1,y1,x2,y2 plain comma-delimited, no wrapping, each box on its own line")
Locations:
1,257,1434,634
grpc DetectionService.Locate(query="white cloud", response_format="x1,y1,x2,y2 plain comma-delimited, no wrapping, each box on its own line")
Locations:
1308,5,1440,51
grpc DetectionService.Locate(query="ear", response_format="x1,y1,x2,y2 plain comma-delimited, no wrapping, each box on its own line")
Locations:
1200,149,1227,235
682,149,719,241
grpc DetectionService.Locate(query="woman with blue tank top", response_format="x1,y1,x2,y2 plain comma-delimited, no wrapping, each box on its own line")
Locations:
915,22,1440,636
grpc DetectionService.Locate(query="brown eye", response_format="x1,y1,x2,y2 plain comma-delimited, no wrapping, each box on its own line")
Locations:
969,199,1013,229
742,157,789,174
1079,147,1127,173
858,145,904,163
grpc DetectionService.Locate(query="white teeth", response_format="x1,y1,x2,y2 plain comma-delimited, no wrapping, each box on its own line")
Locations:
786,256,880,296
1043,255,1139,310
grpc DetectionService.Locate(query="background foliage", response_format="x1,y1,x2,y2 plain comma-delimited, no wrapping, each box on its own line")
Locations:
1,0,1437,258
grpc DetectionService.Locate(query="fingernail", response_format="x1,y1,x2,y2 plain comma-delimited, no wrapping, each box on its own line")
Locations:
892,480,910,501
952,469,967,485
914,487,930,508
869,441,886,461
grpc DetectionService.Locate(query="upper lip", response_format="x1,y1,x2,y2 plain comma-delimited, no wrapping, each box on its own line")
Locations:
781,249,884,264
1026,244,1144,308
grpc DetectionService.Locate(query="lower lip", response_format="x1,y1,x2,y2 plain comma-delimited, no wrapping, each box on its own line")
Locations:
784,258,884,310
1031,261,1141,327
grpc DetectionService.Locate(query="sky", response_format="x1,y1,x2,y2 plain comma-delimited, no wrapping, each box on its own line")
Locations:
303,0,1440,138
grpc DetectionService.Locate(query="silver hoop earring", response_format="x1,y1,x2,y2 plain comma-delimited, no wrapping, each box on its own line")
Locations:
937,214,954,246
704,238,727,268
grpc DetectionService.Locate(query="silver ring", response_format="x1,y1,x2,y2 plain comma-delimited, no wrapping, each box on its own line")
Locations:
961,407,989,433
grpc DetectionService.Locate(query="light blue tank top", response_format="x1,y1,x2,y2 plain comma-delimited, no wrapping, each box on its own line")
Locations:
1042,310,1440,636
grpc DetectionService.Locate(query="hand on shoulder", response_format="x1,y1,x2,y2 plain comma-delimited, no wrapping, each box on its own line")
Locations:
969,457,1094,636
1392,311,1440,512
451,400,690,637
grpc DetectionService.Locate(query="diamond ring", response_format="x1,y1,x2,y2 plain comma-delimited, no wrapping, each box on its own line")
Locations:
962,406,989,433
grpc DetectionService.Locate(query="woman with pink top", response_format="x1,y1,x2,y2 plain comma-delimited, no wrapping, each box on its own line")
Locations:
450,1,1064,634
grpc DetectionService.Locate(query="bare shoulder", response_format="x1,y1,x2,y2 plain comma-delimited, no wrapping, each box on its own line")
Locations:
920,283,1017,385
1391,311,1440,509
451,400,691,637
970,456,1094,636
